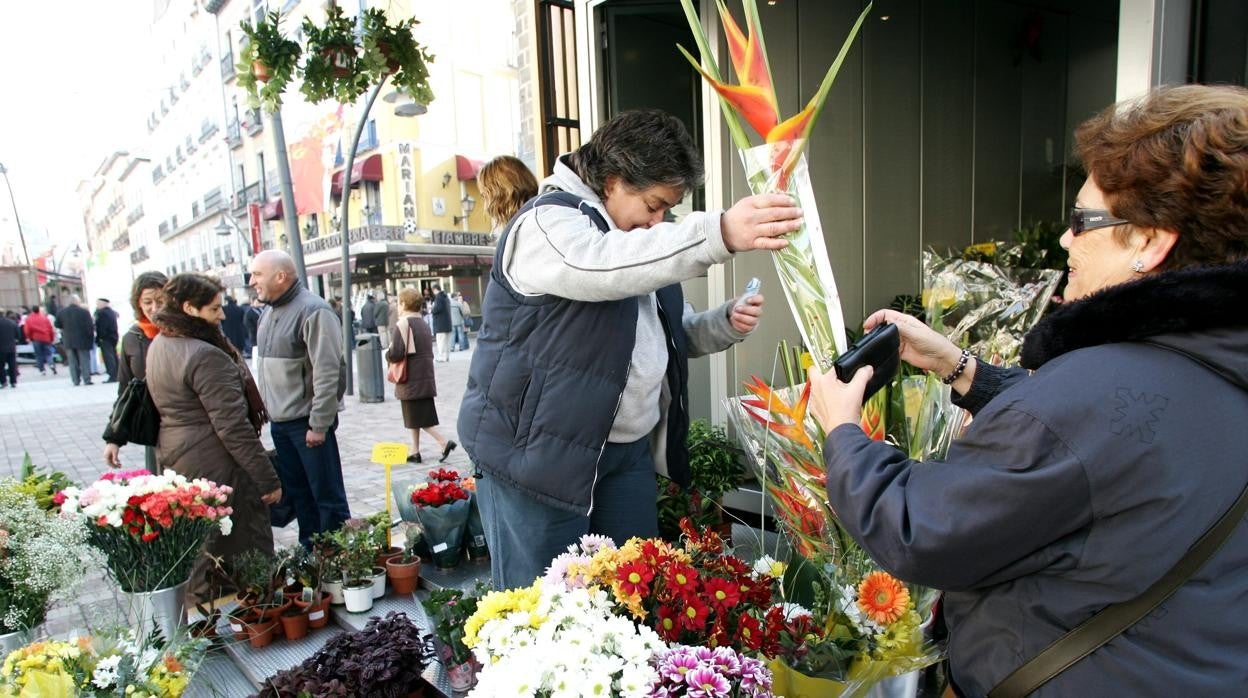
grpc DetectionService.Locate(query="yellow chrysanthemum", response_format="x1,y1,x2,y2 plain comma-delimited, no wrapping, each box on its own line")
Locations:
463,582,542,648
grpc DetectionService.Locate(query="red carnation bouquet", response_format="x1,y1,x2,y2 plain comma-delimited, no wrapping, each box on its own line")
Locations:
405,469,471,568
57,469,233,593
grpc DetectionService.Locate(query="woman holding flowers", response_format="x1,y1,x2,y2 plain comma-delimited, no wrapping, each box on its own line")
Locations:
809,85,1248,696
146,273,282,600
459,108,804,589
102,270,167,473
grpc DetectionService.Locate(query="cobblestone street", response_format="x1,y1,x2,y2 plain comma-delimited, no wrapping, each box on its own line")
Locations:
0,343,477,636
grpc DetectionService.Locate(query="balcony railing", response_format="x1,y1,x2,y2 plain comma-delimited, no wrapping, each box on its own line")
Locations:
244,109,264,136
199,120,219,143
221,53,235,81
130,246,149,265
232,182,261,212
110,233,130,252
226,121,242,149
126,205,145,225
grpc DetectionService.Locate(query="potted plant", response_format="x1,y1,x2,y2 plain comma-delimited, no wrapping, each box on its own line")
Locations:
313,530,347,606
386,525,423,595
370,511,403,566
657,419,745,541
300,4,369,104
257,612,432,697
421,581,489,692
228,549,288,646
359,8,436,107
282,543,333,629
340,531,376,614
236,11,303,113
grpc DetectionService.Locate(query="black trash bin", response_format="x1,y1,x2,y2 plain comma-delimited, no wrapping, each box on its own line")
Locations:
356,333,385,403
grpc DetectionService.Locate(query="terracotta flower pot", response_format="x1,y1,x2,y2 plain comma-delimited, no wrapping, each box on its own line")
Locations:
307,595,332,629
386,557,422,595
377,41,401,72
321,45,354,78
245,617,279,648
227,611,251,641
252,59,271,83
280,607,310,641
376,546,404,567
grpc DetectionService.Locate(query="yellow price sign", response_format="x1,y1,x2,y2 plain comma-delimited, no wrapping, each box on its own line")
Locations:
371,442,409,466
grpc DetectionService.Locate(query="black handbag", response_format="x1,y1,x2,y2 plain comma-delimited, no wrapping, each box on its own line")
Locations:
103,378,161,447
102,338,160,447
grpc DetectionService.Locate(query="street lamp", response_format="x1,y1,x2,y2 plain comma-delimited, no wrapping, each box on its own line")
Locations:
54,244,82,274
339,82,428,396
453,195,476,227
0,162,32,266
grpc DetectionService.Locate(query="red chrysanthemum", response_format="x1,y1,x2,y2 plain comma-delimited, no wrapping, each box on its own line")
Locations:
617,560,655,597
702,577,741,613
679,597,710,632
655,604,682,642
735,614,764,651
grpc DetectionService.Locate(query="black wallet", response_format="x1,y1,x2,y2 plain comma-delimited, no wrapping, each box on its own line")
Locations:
832,322,900,401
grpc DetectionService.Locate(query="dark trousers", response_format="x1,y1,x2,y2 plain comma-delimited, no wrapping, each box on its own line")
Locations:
98,339,119,380
66,348,93,385
475,437,659,589
32,341,54,373
270,417,351,547
0,351,16,386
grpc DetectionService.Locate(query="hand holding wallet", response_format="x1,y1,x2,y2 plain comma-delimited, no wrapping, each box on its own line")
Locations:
832,322,900,402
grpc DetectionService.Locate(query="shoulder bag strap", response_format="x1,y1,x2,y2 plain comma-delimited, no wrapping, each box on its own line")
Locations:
989,482,1248,697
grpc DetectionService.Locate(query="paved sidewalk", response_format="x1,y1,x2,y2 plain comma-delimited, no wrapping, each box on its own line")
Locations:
0,343,478,636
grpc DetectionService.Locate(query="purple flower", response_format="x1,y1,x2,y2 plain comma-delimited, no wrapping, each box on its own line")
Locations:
684,667,732,698
738,657,773,695
658,648,701,683
692,646,717,664
708,646,742,675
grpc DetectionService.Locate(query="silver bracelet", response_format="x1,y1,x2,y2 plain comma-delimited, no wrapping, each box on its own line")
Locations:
942,349,972,385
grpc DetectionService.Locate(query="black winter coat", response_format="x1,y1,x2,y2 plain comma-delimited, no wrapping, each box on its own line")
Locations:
221,299,247,351
430,292,452,334
0,317,20,353
94,307,119,344
824,260,1248,697
55,305,94,350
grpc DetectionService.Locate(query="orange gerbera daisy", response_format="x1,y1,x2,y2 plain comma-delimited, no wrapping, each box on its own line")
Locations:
856,571,911,625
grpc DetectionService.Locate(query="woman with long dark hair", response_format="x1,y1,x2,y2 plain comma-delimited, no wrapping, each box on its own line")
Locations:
103,270,167,472
146,273,282,598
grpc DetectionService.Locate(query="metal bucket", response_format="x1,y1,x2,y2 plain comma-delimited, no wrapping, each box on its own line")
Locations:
123,581,188,644
0,628,33,659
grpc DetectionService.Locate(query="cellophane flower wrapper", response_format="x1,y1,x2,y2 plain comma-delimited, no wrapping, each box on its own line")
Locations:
413,499,470,569
922,248,1062,367
739,144,849,369
725,386,945,692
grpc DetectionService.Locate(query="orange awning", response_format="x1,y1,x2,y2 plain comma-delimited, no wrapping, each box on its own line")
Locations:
331,153,384,195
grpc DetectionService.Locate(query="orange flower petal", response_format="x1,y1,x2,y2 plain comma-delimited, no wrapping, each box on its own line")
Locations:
686,61,778,139
857,571,911,625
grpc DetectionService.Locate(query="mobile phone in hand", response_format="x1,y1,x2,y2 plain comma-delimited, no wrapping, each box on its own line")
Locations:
735,277,761,308
832,322,900,402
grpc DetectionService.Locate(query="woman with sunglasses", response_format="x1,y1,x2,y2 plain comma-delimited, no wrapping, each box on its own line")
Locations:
808,84,1248,696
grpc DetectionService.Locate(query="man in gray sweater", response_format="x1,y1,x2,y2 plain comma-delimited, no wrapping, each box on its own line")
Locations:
250,250,350,547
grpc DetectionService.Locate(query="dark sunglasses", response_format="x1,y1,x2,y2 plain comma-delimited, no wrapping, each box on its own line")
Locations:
1069,207,1130,235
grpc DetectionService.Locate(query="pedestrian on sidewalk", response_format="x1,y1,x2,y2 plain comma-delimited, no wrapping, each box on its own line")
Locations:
429,284,451,361
94,298,120,383
387,287,456,464
0,310,20,388
221,294,247,354
374,291,390,350
103,271,167,473
449,291,468,351
55,295,95,386
250,250,350,548
459,109,792,589
146,273,282,602
359,294,378,336
20,306,56,375
243,296,262,359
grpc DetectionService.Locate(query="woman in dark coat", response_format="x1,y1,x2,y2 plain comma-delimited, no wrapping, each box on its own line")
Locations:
809,85,1248,696
387,286,456,463
146,273,282,600
103,271,167,472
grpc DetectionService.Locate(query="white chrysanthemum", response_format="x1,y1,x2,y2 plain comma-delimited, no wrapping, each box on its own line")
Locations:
91,654,122,688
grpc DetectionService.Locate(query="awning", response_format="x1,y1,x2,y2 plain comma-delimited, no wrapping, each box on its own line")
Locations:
456,155,484,181
305,258,356,276
331,153,384,195
261,198,284,221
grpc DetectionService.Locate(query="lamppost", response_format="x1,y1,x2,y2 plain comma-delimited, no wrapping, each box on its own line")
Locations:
0,162,32,266
54,244,83,274
339,84,426,396
214,214,253,261
453,194,476,229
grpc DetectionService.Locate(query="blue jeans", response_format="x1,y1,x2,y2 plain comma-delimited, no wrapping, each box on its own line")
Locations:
32,341,54,372
270,417,351,547
451,324,468,350
475,438,659,589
